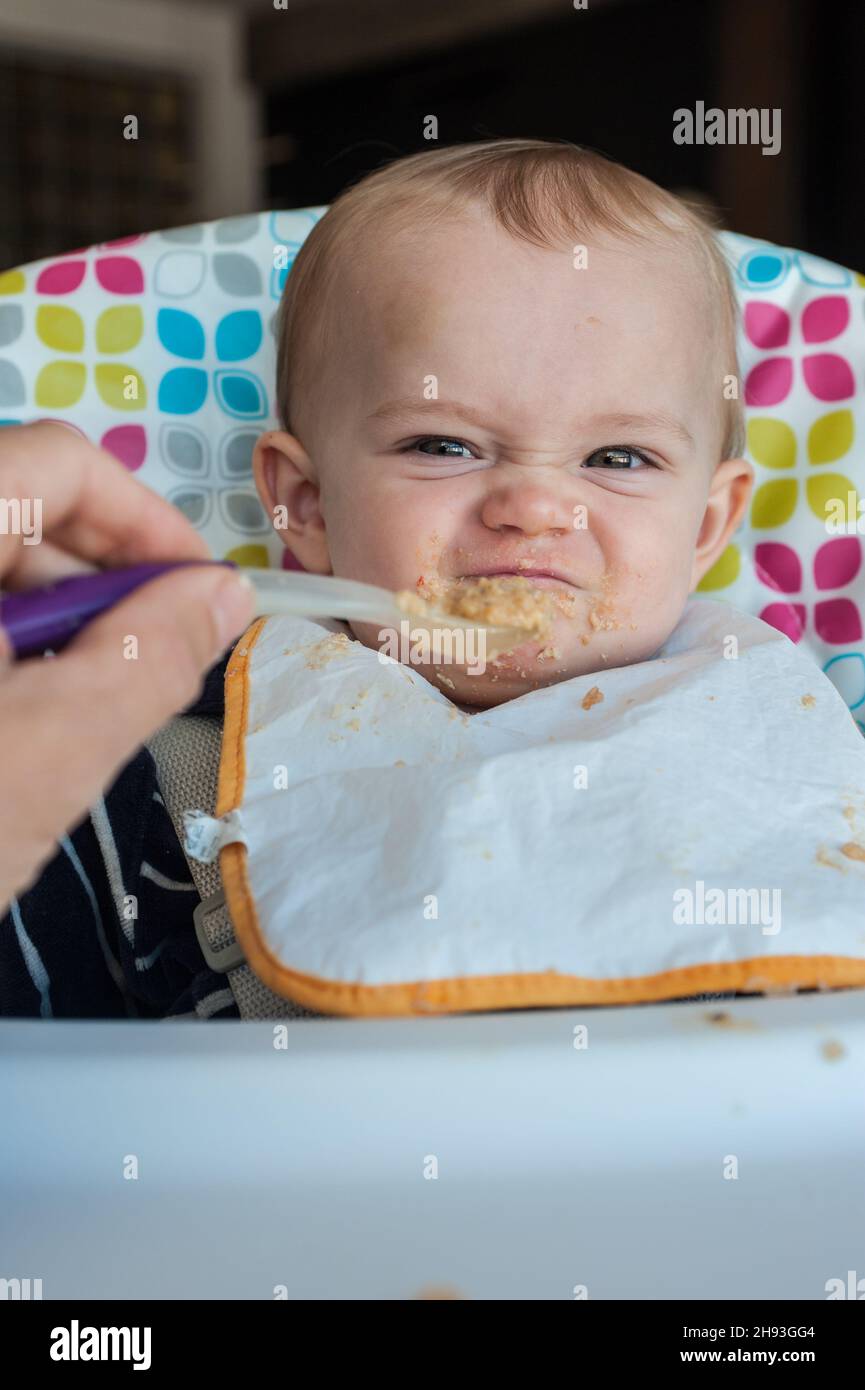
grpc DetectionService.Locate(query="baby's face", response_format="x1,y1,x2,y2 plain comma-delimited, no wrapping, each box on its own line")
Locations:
261,205,750,707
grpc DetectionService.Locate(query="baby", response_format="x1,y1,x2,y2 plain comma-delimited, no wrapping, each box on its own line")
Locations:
252,137,753,703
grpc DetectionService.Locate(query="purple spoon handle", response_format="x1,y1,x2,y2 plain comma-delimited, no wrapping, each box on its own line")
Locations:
0,560,233,659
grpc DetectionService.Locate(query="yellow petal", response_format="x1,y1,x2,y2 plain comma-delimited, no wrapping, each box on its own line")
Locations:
697,544,741,592
806,472,858,522
96,306,144,354
94,363,147,410
747,417,796,470
36,305,84,353
0,270,25,295
807,409,854,465
34,360,86,408
750,478,798,528
223,544,270,568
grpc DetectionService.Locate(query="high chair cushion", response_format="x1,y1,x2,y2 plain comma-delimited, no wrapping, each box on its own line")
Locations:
0,216,862,729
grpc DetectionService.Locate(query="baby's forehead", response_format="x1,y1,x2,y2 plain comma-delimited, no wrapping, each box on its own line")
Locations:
344,229,711,394
350,213,712,332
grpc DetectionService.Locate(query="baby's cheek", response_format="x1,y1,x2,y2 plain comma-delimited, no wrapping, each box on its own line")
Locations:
327,503,406,586
616,569,682,633
366,489,449,586
616,578,689,660
554,568,681,670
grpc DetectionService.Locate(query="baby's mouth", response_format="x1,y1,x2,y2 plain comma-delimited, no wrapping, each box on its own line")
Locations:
463,570,582,627
462,567,577,591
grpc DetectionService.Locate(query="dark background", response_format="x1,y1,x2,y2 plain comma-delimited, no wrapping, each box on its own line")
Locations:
257,0,861,269
0,0,861,270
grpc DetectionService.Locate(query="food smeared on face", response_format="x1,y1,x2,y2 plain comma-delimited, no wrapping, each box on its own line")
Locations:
580,569,625,645
396,573,557,647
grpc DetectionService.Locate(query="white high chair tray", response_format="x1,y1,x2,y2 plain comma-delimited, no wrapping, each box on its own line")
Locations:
1,991,862,1300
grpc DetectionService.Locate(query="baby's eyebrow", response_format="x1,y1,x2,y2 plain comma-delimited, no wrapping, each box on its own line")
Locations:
367,399,695,449
585,410,696,449
366,398,486,427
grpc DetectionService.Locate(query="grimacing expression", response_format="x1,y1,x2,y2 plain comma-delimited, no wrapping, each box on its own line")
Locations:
261,204,751,709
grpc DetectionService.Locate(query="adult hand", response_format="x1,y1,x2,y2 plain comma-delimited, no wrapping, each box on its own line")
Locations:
0,422,255,910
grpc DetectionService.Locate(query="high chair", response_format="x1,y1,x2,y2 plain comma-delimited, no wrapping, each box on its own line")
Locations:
0,212,862,1297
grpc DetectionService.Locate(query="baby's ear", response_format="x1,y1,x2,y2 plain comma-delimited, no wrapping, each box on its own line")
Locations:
252,430,331,573
690,457,754,591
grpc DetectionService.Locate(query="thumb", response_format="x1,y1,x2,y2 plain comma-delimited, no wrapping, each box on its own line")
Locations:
47,564,256,782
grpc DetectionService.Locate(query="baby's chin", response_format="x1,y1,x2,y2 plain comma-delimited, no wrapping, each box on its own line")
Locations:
419,636,632,709
347,618,642,710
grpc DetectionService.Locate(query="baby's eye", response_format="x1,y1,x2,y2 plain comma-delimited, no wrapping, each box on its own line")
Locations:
582,446,655,470
412,437,475,460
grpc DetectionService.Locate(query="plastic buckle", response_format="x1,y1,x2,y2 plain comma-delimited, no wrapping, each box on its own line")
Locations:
193,891,246,974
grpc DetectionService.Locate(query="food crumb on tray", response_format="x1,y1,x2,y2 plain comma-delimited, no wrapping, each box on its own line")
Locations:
581,685,604,711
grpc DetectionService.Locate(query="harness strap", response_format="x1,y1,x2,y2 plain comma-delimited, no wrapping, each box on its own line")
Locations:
147,713,317,1020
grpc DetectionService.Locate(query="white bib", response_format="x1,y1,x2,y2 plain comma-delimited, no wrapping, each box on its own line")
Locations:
209,598,865,1015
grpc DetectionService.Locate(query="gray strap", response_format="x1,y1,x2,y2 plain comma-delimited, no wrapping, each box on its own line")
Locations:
147,714,319,1020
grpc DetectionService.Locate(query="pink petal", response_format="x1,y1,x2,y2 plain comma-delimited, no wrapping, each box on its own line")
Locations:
755,542,802,593
801,295,850,344
813,537,862,590
35,260,87,294
95,257,144,295
759,602,806,642
744,357,793,406
802,353,855,402
102,235,147,248
101,424,147,471
814,598,863,644
744,302,790,349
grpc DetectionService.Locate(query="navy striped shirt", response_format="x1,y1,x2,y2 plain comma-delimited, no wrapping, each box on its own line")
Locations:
0,655,237,1020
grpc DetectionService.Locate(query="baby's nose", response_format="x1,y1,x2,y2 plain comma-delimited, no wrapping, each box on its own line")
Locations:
480,477,574,537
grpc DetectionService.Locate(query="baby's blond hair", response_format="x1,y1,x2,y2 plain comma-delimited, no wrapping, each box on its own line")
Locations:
276,138,745,460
